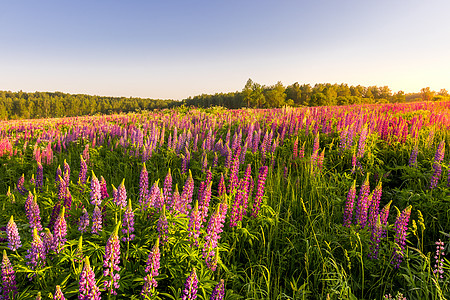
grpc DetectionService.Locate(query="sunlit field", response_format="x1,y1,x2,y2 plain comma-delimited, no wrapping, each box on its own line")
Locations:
0,102,449,300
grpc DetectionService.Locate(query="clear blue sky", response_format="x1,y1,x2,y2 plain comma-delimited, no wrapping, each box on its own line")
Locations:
1,0,449,100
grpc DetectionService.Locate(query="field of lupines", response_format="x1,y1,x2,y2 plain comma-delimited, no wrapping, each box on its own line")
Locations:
0,102,449,300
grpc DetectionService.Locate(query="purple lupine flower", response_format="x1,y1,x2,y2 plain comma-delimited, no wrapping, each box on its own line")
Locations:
78,155,88,185
433,239,445,279
180,171,195,213
238,164,252,220
212,151,219,168
198,169,212,207
408,144,418,167
312,132,320,154
217,173,226,198
141,239,161,297
157,205,169,245
188,201,202,247
53,206,67,254
54,285,66,300
181,268,198,300
2,250,18,300
391,205,412,269
229,184,243,227
55,165,62,185
103,223,121,295
368,215,382,259
430,162,442,189
357,126,368,158
115,179,127,209
181,147,191,175
171,185,183,214
199,182,212,223
78,208,90,233
292,137,299,160
36,162,44,191
163,169,173,205
122,199,135,242
6,216,21,251
355,174,370,227
434,140,445,162
16,173,27,196
57,175,67,201
100,176,108,200
25,191,43,231
92,205,102,234
79,257,101,300
368,181,382,231
203,203,226,271
343,180,356,228
63,159,70,185
42,228,56,254
251,166,269,218
146,180,160,210
299,141,305,159
210,279,225,300
64,189,72,211
26,228,46,270
90,171,101,206
228,147,241,193
139,163,149,208
48,201,62,231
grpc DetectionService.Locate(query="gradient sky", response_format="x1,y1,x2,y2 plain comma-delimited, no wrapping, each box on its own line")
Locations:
1,0,449,100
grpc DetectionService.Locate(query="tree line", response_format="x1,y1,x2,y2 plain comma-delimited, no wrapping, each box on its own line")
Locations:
1,82,449,119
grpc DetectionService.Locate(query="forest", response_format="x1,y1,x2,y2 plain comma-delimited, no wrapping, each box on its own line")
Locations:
0,81,448,120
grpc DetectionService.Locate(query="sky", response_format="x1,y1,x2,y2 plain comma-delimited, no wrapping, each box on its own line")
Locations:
1,0,449,100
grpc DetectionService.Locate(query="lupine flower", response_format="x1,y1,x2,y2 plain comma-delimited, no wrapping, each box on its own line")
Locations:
299,141,305,159
48,201,62,231
433,239,445,279
434,140,445,162
115,179,127,209
228,147,241,193
92,205,102,234
103,223,121,295
63,159,70,185
343,180,356,227
90,171,101,206
54,285,66,300
78,208,90,233
368,215,382,259
25,191,43,231
100,176,108,200
292,137,299,160
122,199,135,241
139,163,149,208
355,174,370,227
203,204,226,271
229,184,243,227
36,292,42,300
36,162,44,191
79,256,101,300
251,166,269,218
75,236,84,263
78,155,88,185
53,206,67,253
408,144,418,167
163,169,173,205
379,200,391,235
64,189,72,211
141,238,161,297
2,250,18,300
391,205,412,269
157,205,169,245
210,279,225,300
171,185,183,214
368,181,382,230
41,228,56,254
16,174,27,195
181,268,198,300
188,201,202,247
357,126,368,158
217,173,226,198
55,166,62,185
430,162,442,189
180,171,195,213
7,216,21,251
26,227,46,270
199,182,212,223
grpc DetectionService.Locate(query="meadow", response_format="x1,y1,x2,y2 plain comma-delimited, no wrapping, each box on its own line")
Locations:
0,102,449,300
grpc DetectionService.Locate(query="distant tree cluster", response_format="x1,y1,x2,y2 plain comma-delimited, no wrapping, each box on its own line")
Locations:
0,91,177,120
183,79,450,109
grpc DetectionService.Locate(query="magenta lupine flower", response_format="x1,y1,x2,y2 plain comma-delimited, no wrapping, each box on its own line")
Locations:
229,184,243,227
251,166,269,218
6,216,21,251
139,163,149,208
25,191,43,231
26,228,46,269
391,205,412,269
181,268,198,300
63,159,70,185
212,151,219,168
203,204,226,271
163,169,173,205
141,239,161,297
115,179,127,209
36,162,44,191
199,182,212,223
103,223,121,295
180,171,195,213
228,147,241,193
54,285,66,300
408,144,418,167
355,174,370,227
217,173,226,198
91,205,102,235
146,181,160,210
78,208,90,233
292,137,299,160
2,250,18,300
368,215,382,259
299,141,305,159
78,155,87,185
433,239,445,279
198,169,212,207
357,126,368,158
48,201,62,231
157,206,169,245
100,176,108,200
368,181,382,230
90,171,101,206
53,206,67,254
57,175,67,201
64,189,72,211
55,165,62,185
188,201,202,247
181,147,191,174
16,173,27,196
210,279,225,300
41,228,56,254
79,257,101,300
343,180,356,228
171,185,183,214
238,164,252,220
122,199,135,241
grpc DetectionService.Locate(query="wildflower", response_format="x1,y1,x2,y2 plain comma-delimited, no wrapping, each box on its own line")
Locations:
434,140,445,162
103,223,121,295
2,250,18,300
368,215,382,259
181,268,198,300
139,163,148,207
217,173,226,198
210,279,225,300
53,206,67,253
141,239,161,297
343,180,356,227
292,137,299,160
36,162,44,191
199,182,212,223
355,174,370,227
157,205,169,245
25,191,43,231
115,179,127,209
92,205,102,234
26,227,46,269
90,171,101,205
78,155,88,185
357,126,368,158
64,189,72,210
180,171,195,213
6,216,21,251
75,236,84,263
78,208,90,233
430,162,442,189
55,165,62,185
41,228,56,254
188,201,202,247
251,166,269,217
79,257,101,300
391,205,412,269
163,169,173,205
433,239,445,279
16,174,27,196
408,144,418,167
122,199,135,241
100,176,109,200
204,204,226,271
54,285,66,300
